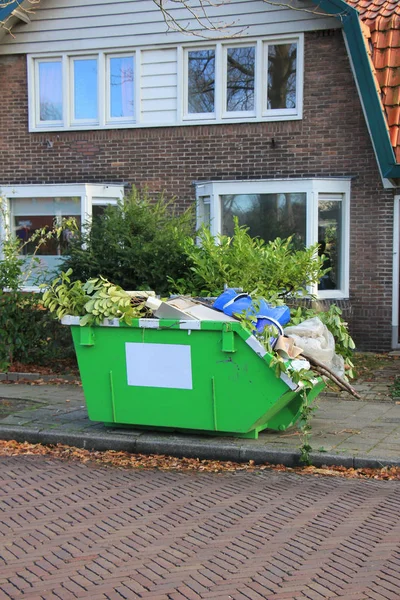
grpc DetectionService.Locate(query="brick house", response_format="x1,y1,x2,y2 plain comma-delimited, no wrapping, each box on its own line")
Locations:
0,0,399,351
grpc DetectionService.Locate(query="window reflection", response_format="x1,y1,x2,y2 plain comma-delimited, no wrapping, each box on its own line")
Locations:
13,198,81,260
318,198,342,290
188,49,215,114
110,56,134,118
221,193,306,246
39,61,63,121
74,58,98,120
226,46,255,112
267,43,297,109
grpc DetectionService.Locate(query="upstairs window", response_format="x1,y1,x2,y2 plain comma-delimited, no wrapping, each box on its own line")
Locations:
37,59,63,123
187,49,215,116
31,52,136,129
108,54,135,120
266,42,297,113
28,35,303,131
73,57,99,123
184,36,302,121
226,45,256,115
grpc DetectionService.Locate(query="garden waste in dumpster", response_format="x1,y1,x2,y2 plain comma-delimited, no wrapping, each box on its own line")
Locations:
62,316,325,439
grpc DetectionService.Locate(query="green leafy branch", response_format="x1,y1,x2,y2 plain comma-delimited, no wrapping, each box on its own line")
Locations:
42,269,149,326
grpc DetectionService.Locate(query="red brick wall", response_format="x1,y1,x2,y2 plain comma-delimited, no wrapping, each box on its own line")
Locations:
0,30,395,351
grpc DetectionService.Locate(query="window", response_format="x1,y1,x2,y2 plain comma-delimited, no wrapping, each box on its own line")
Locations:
221,193,306,245
266,42,297,113
226,46,256,114
184,35,302,121
0,184,124,290
195,179,350,298
73,57,99,122
37,59,63,123
108,54,135,121
30,53,136,129
28,35,303,131
187,49,215,116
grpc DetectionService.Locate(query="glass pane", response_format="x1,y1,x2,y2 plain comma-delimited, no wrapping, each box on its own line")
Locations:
267,43,297,109
92,204,107,219
39,61,63,121
110,56,134,118
13,197,81,258
318,198,342,290
198,197,211,228
221,193,306,246
188,49,215,114
74,58,98,120
13,197,81,217
226,46,255,112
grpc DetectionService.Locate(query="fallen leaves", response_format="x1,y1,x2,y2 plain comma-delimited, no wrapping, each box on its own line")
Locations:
0,439,399,480
1,378,82,386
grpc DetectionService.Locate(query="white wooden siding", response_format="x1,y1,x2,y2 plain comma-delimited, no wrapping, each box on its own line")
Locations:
140,48,177,124
0,0,340,55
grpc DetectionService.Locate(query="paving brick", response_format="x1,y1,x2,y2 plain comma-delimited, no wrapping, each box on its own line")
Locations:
1,457,400,599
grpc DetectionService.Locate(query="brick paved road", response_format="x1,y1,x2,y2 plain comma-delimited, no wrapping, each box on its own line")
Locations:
1,457,400,600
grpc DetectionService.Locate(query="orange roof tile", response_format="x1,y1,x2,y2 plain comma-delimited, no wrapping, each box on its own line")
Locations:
346,0,400,162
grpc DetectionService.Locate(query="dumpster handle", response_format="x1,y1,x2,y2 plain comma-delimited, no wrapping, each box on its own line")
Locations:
211,377,218,430
109,371,116,422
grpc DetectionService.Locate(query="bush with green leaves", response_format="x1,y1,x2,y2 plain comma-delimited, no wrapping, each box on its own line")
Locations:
171,218,328,302
62,188,194,295
0,200,76,371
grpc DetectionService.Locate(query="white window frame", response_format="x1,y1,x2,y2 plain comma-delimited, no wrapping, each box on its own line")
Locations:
263,37,302,118
34,57,64,127
195,178,350,299
28,51,137,131
27,33,303,132
183,46,217,121
183,34,303,123
0,183,124,291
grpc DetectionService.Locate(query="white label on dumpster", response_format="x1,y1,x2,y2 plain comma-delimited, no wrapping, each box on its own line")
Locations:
125,343,193,389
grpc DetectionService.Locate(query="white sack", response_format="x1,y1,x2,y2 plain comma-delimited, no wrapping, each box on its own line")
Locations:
284,317,345,378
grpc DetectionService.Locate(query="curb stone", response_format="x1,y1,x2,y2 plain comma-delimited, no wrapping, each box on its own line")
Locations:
0,424,399,470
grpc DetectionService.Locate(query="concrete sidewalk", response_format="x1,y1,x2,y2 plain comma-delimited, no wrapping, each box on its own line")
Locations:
0,368,400,469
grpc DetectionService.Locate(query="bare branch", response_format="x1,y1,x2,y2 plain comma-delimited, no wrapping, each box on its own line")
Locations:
152,0,348,39
152,0,246,38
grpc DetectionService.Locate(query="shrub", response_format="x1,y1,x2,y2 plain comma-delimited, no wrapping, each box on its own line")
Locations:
171,218,328,302
62,188,194,295
0,199,75,371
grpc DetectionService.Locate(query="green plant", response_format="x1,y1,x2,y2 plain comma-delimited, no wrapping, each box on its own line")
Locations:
390,375,400,399
63,188,194,295
41,269,87,321
171,218,328,301
42,270,149,326
81,277,148,325
0,199,77,370
268,351,319,465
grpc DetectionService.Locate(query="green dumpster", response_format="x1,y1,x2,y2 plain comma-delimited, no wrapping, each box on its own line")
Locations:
63,316,325,439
